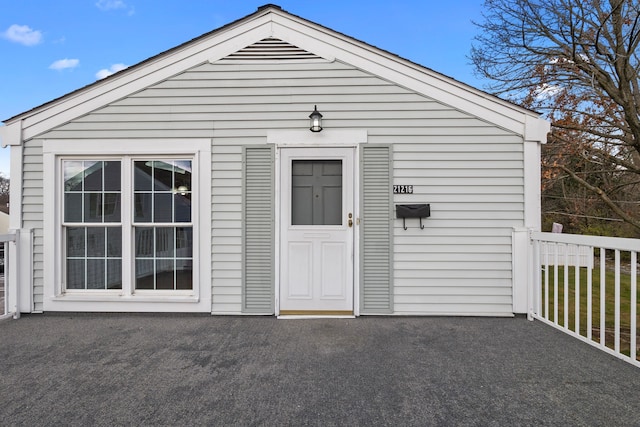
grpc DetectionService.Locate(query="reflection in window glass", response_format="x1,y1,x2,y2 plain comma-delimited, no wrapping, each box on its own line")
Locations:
134,160,192,224
135,227,193,290
63,160,121,223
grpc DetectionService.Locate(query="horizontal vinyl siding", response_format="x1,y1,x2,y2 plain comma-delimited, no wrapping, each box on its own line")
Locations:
28,56,524,315
22,140,44,312
211,145,243,314
391,132,523,315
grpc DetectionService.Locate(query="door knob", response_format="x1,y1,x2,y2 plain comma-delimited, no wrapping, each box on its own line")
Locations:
348,213,353,227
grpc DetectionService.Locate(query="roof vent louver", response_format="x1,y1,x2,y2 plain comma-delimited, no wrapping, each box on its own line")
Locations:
222,38,321,61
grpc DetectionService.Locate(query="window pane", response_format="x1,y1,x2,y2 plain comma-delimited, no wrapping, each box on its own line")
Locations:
134,193,152,222
174,161,191,191
156,227,174,257
67,227,85,257
87,259,105,289
153,193,173,223
176,259,193,290
153,161,174,191
64,161,85,192
155,259,174,290
107,259,122,290
134,161,152,191
176,227,193,257
67,259,85,289
135,227,154,257
103,193,121,222
107,227,122,257
292,160,342,225
84,193,103,223
103,161,121,191
64,193,82,222
136,259,154,289
174,194,191,223
83,161,102,191
86,228,105,257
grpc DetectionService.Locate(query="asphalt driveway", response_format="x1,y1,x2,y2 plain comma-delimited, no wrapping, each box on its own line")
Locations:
0,314,639,426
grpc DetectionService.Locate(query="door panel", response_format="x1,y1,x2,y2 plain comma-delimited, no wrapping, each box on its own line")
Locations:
280,148,354,313
287,242,312,298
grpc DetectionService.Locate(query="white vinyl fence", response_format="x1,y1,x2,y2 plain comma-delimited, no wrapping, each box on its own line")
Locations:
0,232,17,320
530,232,639,368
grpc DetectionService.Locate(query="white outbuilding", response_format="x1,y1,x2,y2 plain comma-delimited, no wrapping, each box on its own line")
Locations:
0,5,549,317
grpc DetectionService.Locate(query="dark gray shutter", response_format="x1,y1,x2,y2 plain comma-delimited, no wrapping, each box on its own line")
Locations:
360,145,393,314
242,146,274,313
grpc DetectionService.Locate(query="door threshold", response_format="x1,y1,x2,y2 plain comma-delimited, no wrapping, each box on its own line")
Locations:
277,315,356,320
277,310,355,319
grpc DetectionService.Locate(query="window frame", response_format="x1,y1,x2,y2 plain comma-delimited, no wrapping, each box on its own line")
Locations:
43,139,211,312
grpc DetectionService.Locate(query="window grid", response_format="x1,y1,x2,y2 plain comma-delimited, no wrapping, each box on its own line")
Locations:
62,158,194,293
66,226,123,290
63,160,122,291
133,159,193,291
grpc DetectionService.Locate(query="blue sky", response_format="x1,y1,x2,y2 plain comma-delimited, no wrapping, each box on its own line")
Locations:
0,0,487,177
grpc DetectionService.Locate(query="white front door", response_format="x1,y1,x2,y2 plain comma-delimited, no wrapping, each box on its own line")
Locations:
279,147,355,314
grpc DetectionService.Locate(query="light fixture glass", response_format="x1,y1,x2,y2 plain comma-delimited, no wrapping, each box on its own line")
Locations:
309,105,323,132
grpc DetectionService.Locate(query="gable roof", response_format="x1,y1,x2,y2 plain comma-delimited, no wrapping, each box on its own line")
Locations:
0,4,549,146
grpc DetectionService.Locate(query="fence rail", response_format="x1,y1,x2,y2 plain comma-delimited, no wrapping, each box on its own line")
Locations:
530,231,639,367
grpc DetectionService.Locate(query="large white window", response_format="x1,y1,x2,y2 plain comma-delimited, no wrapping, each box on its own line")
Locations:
63,159,194,292
43,139,211,312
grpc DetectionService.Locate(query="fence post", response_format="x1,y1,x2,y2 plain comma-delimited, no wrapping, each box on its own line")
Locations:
5,230,19,319
512,227,530,315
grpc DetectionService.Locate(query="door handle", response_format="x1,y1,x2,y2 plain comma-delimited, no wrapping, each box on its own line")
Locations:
348,213,353,227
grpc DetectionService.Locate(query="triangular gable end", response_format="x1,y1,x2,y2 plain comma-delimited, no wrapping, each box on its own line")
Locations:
0,4,549,146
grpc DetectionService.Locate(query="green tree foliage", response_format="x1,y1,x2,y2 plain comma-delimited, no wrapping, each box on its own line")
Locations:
472,0,640,236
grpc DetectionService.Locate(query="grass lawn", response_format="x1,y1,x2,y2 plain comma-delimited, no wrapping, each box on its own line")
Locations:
540,261,639,358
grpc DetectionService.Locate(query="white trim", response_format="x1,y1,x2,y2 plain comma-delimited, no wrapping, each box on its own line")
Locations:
42,138,212,312
525,115,551,143
523,139,542,231
267,129,367,146
9,146,22,230
0,122,21,147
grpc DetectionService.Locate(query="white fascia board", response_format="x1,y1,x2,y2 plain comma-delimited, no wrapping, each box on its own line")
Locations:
270,14,536,135
20,17,274,141
0,122,22,147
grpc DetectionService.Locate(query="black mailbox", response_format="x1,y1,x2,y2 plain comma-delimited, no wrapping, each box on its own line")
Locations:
396,204,430,230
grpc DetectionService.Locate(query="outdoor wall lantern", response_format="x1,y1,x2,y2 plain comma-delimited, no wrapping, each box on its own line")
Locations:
309,105,323,132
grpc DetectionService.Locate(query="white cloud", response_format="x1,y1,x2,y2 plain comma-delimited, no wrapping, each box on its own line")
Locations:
535,83,562,101
49,58,80,71
96,0,135,15
95,63,128,79
3,24,42,46
96,0,125,10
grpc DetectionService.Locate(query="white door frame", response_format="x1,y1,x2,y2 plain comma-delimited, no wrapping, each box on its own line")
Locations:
267,129,367,316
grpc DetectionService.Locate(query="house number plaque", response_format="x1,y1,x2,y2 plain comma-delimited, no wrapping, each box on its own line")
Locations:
393,185,414,194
